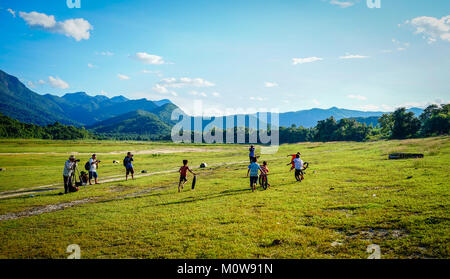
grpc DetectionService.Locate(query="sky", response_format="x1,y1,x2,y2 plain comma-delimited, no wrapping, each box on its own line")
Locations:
0,0,449,115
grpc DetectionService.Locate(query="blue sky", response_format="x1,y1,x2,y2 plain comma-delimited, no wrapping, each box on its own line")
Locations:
0,0,449,115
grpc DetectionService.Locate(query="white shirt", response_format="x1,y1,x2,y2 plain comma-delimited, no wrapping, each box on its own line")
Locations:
293,158,303,170
89,158,97,172
63,160,75,176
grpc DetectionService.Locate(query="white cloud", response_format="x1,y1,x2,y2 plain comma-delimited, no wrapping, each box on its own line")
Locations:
292,57,323,65
329,0,354,8
312,99,320,106
348,94,367,101
339,54,369,59
117,74,130,80
38,79,46,85
152,84,177,96
158,77,215,88
97,51,114,56
7,8,16,18
48,76,69,89
19,11,56,28
406,15,450,44
18,11,93,41
264,82,279,88
212,92,221,97
87,63,96,68
133,52,165,65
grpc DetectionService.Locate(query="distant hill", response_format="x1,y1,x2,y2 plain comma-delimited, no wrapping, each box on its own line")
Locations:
278,107,423,128
0,69,177,126
88,110,172,139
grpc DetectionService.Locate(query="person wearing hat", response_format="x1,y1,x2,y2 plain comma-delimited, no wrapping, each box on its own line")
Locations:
123,152,134,181
63,155,77,194
89,154,100,185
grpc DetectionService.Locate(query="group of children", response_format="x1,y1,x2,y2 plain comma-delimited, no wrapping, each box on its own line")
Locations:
176,145,306,193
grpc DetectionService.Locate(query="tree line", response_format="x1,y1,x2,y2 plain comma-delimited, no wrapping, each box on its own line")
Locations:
0,114,92,140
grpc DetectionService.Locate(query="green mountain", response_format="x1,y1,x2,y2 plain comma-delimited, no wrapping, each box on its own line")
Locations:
0,69,176,126
0,70,79,126
88,110,172,139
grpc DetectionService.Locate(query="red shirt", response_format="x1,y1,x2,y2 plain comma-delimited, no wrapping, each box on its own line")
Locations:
180,166,190,176
291,155,296,167
261,165,269,174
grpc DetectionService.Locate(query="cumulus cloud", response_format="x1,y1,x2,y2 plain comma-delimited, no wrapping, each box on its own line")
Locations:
132,52,165,65
7,8,16,18
18,11,93,41
406,15,450,44
329,0,354,8
152,84,177,96
348,94,367,101
339,54,369,59
117,74,130,80
38,80,46,85
48,76,69,89
158,77,215,88
264,82,279,88
292,57,323,65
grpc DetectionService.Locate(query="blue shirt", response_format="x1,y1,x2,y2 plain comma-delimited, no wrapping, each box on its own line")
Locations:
249,147,255,157
248,162,261,177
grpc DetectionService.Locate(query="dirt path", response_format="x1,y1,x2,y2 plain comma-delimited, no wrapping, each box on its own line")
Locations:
0,147,228,156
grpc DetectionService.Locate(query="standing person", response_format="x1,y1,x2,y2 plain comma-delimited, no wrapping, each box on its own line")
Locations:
123,152,134,181
260,161,271,189
287,152,301,171
89,154,100,185
293,154,304,182
178,160,196,193
249,145,256,162
247,157,265,192
63,155,77,194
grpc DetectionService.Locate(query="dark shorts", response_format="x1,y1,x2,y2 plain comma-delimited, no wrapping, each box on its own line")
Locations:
250,176,258,187
89,171,98,180
180,176,187,183
295,169,303,176
126,168,134,175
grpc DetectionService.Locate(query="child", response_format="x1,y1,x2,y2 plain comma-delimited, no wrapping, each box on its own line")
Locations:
287,152,301,171
293,154,304,182
247,157,264,192
260,161,271,188
179,160,196,193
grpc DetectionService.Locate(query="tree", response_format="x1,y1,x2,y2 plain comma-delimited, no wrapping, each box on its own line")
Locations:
391,108,421,139
420,104,450,136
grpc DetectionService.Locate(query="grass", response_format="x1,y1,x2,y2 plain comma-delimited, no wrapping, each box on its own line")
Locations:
0,137,449,259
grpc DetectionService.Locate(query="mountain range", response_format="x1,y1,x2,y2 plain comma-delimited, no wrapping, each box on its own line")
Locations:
0,69,424,136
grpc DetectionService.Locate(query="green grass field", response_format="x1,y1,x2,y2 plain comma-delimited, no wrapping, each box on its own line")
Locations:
0,137,449,259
